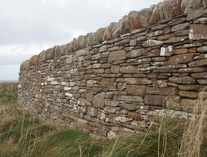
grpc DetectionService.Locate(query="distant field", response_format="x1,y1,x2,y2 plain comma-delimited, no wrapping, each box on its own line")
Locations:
0,87,206,157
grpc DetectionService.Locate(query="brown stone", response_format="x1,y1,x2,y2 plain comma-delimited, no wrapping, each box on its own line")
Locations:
198,79,207,84
178,67,207,73
169,76,196,84
189,24,207,40
169,53,194,65
92,93,105,108
146,87,178,96
147,49,160,56
127,85,147,96
179,91,199,98
172,0,183,16
144,95,167,106
174,49,188,54
178,85,200,91
192,72,207,78
188,59,207,67
108,50,126,61
120,66,138,74
101,78,115,88
127,112,141,121
119,103,137,110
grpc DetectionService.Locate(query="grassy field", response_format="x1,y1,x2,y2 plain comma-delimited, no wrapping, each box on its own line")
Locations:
0,91,206,157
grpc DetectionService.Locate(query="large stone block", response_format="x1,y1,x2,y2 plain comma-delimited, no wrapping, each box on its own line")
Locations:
169,53,194,65
144,95,167,106
127,85,147,96
188,59,207,67
127,49,145,58
108,50,126,61
101,78,115,88
169,76,196,84
189,24,207,40
93,93,105,108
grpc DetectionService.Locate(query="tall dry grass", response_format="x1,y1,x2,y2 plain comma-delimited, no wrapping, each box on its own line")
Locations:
178,91,207,157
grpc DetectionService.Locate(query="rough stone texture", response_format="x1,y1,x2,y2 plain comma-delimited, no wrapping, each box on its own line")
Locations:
189,24,207,40
19,0,207,137
144,95,167,106
93,93,105,108
127,85,147,96
108,50,126,61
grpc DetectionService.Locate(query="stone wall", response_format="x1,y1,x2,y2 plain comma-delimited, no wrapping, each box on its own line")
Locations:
19,0,207,138
0,82,18,94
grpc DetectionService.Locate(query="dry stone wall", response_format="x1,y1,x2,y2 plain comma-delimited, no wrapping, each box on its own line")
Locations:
19,0,207,138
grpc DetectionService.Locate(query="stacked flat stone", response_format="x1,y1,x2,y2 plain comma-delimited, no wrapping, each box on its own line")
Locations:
19,0,207,138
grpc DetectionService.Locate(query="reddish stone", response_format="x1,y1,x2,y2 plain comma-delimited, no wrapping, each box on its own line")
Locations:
127,85,147,96
147,49,160,56
169,53,194,65
172,0,183,16
127,112,141,121
189,24,207,40
174,49,188,54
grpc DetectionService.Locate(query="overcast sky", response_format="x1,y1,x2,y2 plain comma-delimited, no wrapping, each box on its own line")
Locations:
0,0,162,81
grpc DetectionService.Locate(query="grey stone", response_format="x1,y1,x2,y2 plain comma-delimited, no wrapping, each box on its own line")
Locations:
127,49,145,58
108,50,126,61
172,23,190,32
113,95,143,102
87,107,97,117
93,93,105,108
187,9,204,21
169,76,196,84
197,46,207,52
185,0,203,14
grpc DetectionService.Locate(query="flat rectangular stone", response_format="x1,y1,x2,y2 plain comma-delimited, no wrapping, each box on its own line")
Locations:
189,24,207,40
127,85,147,96
113,95,143,102
144,95,167,106
146,87,178,96
108,50,126,61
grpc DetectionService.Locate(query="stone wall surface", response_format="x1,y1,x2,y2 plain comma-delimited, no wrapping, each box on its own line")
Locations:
19,0,207,138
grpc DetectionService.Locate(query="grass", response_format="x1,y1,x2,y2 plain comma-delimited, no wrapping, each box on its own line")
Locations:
0,92,206,157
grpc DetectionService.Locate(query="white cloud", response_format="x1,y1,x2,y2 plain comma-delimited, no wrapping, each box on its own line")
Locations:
0,65,19,81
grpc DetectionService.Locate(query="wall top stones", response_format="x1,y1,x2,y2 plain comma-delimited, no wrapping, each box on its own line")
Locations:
20,0,207,70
